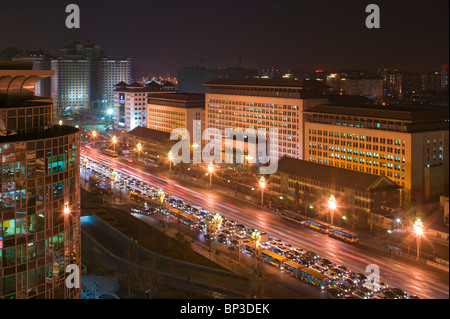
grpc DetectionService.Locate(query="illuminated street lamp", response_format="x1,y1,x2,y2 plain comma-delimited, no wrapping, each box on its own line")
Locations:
112,135,117,151
157,189,166,227
83,158,89,182
59,119,63,126
137,143,142,161
413,218,424,259
168,151,173,173
250,229,261,271
157,189,165,204
259,176,266,206
92,130,97,144
111,170,119,204
328,195,337,225
208,163,214,188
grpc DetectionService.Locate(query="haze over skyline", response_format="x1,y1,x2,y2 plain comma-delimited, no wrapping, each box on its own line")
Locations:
0,0,448,76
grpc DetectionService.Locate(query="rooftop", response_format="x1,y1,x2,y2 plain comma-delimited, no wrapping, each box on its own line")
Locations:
276,156,400,192
127,126,175,143
204,77,330,89
148,92,205,102
305,104,450,122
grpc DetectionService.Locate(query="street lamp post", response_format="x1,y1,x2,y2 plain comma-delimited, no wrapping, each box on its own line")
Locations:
328,195,337,225
168,151,173,173
137,142,142,161
259,176,266,206
112,135,117,152
208,163,214,188
250,229,261,271
92,130,97,145
157,189,166,229
212,213,223,252
83,158,89,183
111,170,118,205
413,218,424,259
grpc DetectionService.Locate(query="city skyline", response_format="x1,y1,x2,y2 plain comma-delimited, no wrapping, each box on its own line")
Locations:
0,0,448,75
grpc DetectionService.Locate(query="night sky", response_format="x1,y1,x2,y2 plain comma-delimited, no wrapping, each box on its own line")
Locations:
1,0,448,76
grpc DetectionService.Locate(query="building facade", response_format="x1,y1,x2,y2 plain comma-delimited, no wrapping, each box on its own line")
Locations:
51,40,131,116
0,61,81,299
114,81,176,132
303,104,449,202
270,156,400,225
147,93,204,138
204,78,329,161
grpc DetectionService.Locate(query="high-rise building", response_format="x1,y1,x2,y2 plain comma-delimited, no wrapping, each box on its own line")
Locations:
51,40,131,116
304,103,449,202
338,75,384,100
0,61,81,299
114,81,175,131
204,78,329,161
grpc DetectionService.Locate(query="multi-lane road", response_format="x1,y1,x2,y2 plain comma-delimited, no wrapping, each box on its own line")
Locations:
81,145,449,299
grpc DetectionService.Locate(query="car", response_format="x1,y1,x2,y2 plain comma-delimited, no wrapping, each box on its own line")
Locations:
383,290,399,299
327,287,343,298
324,270,339,280
229,239,239,248
284,243,294,250
358,286,374,297
373,293,389,299
387,288,407,299
320,258,333,266
294,248,306,255
309,265,325,273
334,283,352,294
298,257,314,266
306,251,319,260
355,273,367,282
336,265,351,274
343,274,360,284
315,262,329,270
218,234,227,244
131,207,142,213
343,279,357,288
330,267,345,276
204,233,214,241
352,290,368,299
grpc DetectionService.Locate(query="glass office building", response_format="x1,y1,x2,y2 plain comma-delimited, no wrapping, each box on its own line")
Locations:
0,61,81,299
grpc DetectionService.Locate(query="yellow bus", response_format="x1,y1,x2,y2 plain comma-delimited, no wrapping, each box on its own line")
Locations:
299,266,330,289
282,260,303,278
258,249,287,269
103,149,118,157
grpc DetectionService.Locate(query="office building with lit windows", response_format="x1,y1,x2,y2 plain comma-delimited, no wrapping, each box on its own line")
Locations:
114,81,176,132
0,61,81,299
304,104,449,202
147,92,204,138
51,40,131,116
204,78,329,161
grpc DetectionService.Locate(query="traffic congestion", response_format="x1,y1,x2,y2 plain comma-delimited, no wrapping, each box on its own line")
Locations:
82,157,419,299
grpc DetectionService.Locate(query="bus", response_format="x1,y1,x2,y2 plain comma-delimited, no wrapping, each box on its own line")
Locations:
304,217,330,234
103,149,118,157
240,240,258,256
167,209,198,228
258,249,287,269
328,226,359,243
280,211,305,225
282,260,303,278
299,266,330,289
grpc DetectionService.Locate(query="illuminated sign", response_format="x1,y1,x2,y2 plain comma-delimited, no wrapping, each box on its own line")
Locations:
119,93,125,104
